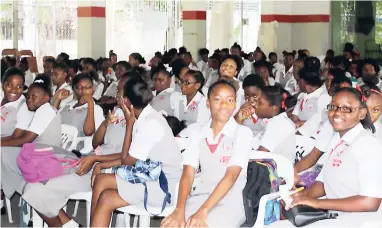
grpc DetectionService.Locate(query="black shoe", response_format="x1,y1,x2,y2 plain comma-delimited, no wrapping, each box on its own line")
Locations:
1,206,5,215
27,220,33,227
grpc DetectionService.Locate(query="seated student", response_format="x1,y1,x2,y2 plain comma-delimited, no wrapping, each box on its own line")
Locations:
250,86,297,162
203,53,220,87
295,84,382,177
17,73,139,228
81,58,104,100
288,87,382,213
98,61,132,115
19,57,35,87
291,66,329,127
285,57,304,95
59,74,104,150
92,71,138,155
150,66,175,115
359,58,381,90
51,63,74,110
43,58,56,78
275,51,295,88
297,69,348,137
253,60,275,86
161,80,252,228
90,78,182,227
99,61,131,103
1,76,61,147
1,68,34,139
234,74,266,136
2,76,62,208
197,48,209,72
170,70,210,125
202,54,244,114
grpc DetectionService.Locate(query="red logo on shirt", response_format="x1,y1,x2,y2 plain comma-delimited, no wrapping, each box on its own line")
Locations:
160,96,165,100
220,156,231,165
1,111,9,122
188,101,198,112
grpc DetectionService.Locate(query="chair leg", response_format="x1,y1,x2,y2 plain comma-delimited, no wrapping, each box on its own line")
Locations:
123,213,131,227
133,215,138,228
32,209,44,228
138,215,150,228
85,201,91,228
72,200,79,217
5,197,13,223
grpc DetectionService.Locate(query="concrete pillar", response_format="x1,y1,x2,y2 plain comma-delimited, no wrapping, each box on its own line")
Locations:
182,1,207,61
258,0,330,56
77,0,106,58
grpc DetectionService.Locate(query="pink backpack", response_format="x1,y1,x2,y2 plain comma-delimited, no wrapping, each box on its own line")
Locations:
17,143,80,183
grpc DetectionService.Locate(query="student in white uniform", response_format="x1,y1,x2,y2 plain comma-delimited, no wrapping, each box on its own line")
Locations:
1,68,34,139
20,73,141,227
208,54,245,114
288,87,382,213
1,75,61,147
251,86,297,161
253,60,276,86
151,67,175,115
92,72,138,155
51,63,74,110
82,58,104,100
359,58,382,90
291,67,328,127
90,77,182,227
275,51,295,88
197,48,209,72
59,74,104,148
294,84,382,182
285,57,304,95
171,70,210,125
230,43,249,81
203,53,220,86
182,52,199,71
297,69,349,137
162,80,252,228
129,52,146,68
234,74,266,136
98,61,131,106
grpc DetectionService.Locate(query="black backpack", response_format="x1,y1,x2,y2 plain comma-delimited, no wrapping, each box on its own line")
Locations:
241,162,271,227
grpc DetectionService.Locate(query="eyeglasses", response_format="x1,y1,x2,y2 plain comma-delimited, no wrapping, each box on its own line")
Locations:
327,104,363,113
179,80,197,86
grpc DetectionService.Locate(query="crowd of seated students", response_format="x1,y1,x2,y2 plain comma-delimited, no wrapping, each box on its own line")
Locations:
1,41,382,227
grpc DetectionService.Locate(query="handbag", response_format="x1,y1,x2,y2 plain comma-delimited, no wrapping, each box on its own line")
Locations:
282,205,338,227
112,159,171,215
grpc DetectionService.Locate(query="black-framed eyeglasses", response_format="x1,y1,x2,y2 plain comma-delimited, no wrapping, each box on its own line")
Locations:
327,104,363,113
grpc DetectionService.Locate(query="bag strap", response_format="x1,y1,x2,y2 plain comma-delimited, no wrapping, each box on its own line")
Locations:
58,159,80,169
143,170,171,215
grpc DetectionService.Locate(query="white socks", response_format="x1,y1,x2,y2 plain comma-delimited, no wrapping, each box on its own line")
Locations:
63,219,79,228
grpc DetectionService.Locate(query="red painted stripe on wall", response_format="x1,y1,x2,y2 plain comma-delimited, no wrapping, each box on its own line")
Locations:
261,14,330,23
78,6,106,18
183,11,207,20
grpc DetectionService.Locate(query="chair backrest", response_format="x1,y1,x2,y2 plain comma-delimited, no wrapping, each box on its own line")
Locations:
61,124,78,151
2,48,18,57
250,151,295,190
19,50,33,57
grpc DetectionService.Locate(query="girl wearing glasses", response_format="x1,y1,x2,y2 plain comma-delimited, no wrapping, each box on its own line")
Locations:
59,74,104,150
288,87,382,213
170,70,210,125
161,80,252,228
295,84,382,180
234,74,266,136
150,67,175,116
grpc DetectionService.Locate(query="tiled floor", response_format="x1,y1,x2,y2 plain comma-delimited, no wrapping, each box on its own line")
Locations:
1,194,162,227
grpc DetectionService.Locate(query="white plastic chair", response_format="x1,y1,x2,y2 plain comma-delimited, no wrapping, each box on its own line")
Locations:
250,151,295,228
76,136,94,155
61,124,79,151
